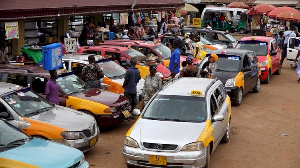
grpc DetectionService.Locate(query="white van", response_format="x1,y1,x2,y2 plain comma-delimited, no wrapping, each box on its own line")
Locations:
201,7,248,26
287,37,300,68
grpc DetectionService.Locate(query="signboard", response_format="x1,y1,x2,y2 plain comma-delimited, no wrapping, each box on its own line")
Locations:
5,22,19,39
120,13,129,25
193,18,202,27
42,43,63,70
64,38,77,53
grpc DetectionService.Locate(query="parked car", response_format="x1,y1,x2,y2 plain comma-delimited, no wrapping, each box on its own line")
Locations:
123,78,231,168
0,119,89,168
182,27,237,48
200,49,260,105
0,65,132,127
0,82,99,152
236,36,281,84
287,37,300,68
78,45,171,80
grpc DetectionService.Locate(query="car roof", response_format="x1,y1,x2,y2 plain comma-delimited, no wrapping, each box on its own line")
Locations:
159,78,217,97
63,54,97,60
81,45,130,52
211,49,253,57
0,82,20,95
239,36,273,42
102,40,158,47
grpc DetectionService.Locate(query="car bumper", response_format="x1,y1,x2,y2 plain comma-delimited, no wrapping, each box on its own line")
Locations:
53,127,100,153
225,86,239,101
123,146,207,168
259,67,269,80
95,110,130,127
78,161,89,168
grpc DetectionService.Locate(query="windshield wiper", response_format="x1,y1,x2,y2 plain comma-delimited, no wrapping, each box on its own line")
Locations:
0,138,31,151
25,107,52,117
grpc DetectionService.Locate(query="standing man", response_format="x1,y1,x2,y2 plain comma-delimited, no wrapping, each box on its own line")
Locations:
82,55,104,88
282,26,296,65
45,69,59,105
160,18,167,34
123,58,141,111
169,40,181,78
185,34,193,56
0,42,9,64
193,36,202,59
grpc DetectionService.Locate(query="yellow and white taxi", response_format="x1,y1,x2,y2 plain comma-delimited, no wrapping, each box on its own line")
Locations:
123,78,232,168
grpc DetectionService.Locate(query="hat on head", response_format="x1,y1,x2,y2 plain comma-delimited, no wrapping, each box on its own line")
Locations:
186,56,194,64
210,54,218,62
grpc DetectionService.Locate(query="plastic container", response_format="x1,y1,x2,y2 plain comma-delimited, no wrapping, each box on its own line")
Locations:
42,43,63,70
109,32,115,40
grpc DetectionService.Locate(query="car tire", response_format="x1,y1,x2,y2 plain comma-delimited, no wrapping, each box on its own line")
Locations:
239,28,245,34
233,88,243,106
263,70,271,84
221,120,231,143
204,145,211,168
275,65,281,75
252,78,260,93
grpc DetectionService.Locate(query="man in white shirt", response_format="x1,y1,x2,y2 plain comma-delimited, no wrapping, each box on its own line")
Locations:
185,34,194,56
282,26,296,65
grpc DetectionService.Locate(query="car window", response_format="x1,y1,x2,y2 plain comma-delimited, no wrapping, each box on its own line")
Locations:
32,77,47,94
210,94,218,117
3,74,28,87
83,50,100,55
105,51,116,59
288,38,300,49
272,40,277,50
214,86,225,108
243,55,250,68
0,101,8,113
152,44,171,59
217,34,228,41
237,41,268,56
57,74,90,95
215,55,241,72
247,52,257,65
123,49,145,58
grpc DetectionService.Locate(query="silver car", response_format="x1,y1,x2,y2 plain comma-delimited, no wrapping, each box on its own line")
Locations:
123,78,231,168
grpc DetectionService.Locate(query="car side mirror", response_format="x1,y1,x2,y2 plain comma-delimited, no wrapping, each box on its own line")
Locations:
212,115,224,122
0,111,13,120
133,109,141,116
243,66,252,72
271,50,277,56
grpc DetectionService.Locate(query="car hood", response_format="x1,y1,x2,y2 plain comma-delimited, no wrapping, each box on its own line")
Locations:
257,56,267,63
29,105,95,131
0,138,82,168
112,78,145,94
71,88,128,107
157,64,171,78
214,71,239,84
131,119,206,148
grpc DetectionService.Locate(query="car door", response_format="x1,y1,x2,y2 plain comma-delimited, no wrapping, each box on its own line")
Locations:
0,100,24,129
270,40,279,74
287,37,300,67
247,52,259,88
242,54,252,93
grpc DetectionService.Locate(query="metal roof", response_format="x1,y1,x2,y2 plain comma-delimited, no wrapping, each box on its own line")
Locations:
253,0,299,6
0,82,19,95
159,77,215,97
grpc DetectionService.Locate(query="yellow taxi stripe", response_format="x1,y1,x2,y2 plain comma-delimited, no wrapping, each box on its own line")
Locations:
0,157,40,168
125,116,141,137
225,95,231,124
235,72,244,89
197,120,214,147
66,96,109,115
267,54,272,69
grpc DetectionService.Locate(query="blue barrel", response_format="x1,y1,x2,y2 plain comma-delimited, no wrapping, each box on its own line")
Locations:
109,32,115,40
42,43,63,70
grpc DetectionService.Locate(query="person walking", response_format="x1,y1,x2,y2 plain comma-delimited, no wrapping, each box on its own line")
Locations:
179,56,200,77
200,54,218,78
123,59,141,111
294,50,300,82
160,18,167,34
282,26,296,65
192,36,203,59
184,34,193,56
169,40,181,78
82,55,104,88
45,69,59,105
142,65,162,109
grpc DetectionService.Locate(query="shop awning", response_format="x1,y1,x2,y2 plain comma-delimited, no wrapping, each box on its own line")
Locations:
253,0,299,6
183,3,199,12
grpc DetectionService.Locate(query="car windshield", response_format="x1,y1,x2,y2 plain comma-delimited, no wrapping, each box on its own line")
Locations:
97,61,126,79
143,95,206,123
215,55,241,72
152,44,171,59
123,49,145,58
225,34,236,42
57,74,90,95
201,38,212,45
236,41,268,56
3,88,53,117
0,121,30,152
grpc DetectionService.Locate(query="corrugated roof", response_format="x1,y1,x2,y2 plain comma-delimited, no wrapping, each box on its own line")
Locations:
254,0,299,6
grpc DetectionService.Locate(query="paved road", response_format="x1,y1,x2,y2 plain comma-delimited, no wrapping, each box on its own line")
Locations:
85,34,300,167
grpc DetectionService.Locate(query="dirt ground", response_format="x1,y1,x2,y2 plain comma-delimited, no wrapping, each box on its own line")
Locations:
85,34,300,168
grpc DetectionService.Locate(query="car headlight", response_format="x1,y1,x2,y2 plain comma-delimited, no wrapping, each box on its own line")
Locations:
260,60,268,67
61,131,85,140
181,142,204,151
156,72,163,78
225,78,236,87
124,137,139,148
110,107,117,113
222,45,227,49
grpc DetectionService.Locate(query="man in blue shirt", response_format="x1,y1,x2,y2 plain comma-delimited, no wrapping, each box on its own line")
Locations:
123,59,141,112
169,40,181,78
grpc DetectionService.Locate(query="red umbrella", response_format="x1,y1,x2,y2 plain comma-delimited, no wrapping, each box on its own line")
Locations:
276,11,300,21
267,6,299,18
180,8,188,16
247,4,276,15
227,2,249,9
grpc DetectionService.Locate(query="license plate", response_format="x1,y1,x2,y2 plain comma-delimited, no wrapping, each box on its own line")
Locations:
122,110,131,118
89,137,97,147
149,155,167,165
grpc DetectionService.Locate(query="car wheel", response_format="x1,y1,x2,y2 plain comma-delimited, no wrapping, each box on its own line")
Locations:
222,120,231,143
263,70,271,84
204,145,211,168
252,78,260,93
233,88,243,106
275,65,281,75
239,28,245,34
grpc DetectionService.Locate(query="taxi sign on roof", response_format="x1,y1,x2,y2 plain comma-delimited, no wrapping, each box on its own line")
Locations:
190,90,202,96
